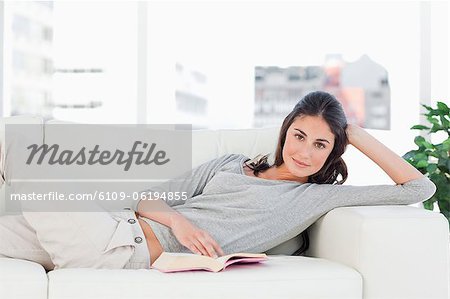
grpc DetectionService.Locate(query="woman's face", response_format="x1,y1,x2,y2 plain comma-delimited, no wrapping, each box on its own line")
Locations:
282,115,335,182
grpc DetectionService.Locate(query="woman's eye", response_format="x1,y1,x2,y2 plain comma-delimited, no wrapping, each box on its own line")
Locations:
295,134,325,149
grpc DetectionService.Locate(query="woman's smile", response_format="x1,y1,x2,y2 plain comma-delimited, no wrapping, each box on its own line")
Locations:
292,157,309,168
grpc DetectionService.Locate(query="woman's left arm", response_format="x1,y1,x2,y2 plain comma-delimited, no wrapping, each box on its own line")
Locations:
310,124,436,208
346,124,424,185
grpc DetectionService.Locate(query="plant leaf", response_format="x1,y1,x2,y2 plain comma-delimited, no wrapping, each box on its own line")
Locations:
402,150,417,160
443,138,450,151
437,102,450,114
421,103,433,111
411,125,430,130
431,124,443,133
423,200,434,210
427,163,438,174
416,160,428,168
414,136,426,147
414,152,427,160
427,116,440,125
440,115,450,129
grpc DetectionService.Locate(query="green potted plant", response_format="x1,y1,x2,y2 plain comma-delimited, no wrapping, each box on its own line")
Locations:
403,101,450,229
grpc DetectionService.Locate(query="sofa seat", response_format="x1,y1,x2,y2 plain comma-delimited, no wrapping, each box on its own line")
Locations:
45,256,362,299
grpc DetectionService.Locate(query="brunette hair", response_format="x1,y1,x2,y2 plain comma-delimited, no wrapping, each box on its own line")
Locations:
245,90,349,184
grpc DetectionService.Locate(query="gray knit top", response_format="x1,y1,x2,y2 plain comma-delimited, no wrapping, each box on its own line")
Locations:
136,154,436,255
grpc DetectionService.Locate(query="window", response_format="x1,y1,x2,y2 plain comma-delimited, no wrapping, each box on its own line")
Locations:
144,1,422,132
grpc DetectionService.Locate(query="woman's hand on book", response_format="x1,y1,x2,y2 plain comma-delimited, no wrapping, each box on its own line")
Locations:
169,213,224,258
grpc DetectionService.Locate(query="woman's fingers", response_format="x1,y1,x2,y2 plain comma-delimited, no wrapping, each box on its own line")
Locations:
181,228,224,258
199,232,225,257
188,243,202,255
191,238,209,256
197,235,219,258
203,235,224,257
205,232,224,257
212,241,224,257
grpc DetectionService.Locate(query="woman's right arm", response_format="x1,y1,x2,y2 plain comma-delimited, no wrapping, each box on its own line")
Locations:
132,153,242,211
133,153,240,241
136,196,182,228
137,197,224,258
134,153,241,257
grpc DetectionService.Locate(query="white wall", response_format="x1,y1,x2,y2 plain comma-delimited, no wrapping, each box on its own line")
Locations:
145,1,421,129
430,1,449,102
0,1,3,117
52,2,138,124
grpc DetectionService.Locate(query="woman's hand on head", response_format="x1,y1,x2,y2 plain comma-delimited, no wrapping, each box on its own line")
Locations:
345,123,363,146
169,213,224,258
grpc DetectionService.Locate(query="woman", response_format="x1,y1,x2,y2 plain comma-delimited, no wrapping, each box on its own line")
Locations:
135,90,436,263
0,91,436,270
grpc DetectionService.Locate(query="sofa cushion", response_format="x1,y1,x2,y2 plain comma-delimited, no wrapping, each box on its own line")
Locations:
0,258,48,299
47,256,362,299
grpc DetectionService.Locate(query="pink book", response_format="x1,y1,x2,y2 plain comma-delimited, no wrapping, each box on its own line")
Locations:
151,252,268,273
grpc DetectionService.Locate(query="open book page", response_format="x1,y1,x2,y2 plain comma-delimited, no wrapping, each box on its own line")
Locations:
215,253,268,269
151,252,223,272
215,252,267,264
151,252,268,273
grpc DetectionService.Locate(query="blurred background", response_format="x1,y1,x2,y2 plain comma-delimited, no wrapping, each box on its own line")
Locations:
0,1,447,127
0,1,448,188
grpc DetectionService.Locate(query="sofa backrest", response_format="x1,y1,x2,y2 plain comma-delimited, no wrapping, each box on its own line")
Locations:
44,119,280,168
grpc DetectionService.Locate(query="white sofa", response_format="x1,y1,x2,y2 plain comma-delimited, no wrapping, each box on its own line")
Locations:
0,116,448,299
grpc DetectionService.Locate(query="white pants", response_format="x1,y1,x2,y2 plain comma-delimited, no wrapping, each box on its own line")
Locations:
0,210,151,270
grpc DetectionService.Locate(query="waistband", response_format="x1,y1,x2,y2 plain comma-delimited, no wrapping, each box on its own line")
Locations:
112,208,151,269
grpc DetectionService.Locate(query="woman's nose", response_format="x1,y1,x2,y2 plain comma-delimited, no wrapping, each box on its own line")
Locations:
298,145,313,158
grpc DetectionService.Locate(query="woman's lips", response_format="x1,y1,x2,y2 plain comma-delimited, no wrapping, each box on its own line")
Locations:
292,157,309,167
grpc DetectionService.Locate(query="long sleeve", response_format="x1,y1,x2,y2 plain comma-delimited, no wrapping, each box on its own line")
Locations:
316,176,436,210
131,154,243,210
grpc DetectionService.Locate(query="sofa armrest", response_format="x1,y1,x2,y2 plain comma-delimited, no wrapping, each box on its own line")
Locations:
305,206,449,299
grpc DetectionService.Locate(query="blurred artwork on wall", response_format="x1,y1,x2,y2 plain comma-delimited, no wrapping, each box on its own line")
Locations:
254,54,391,130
